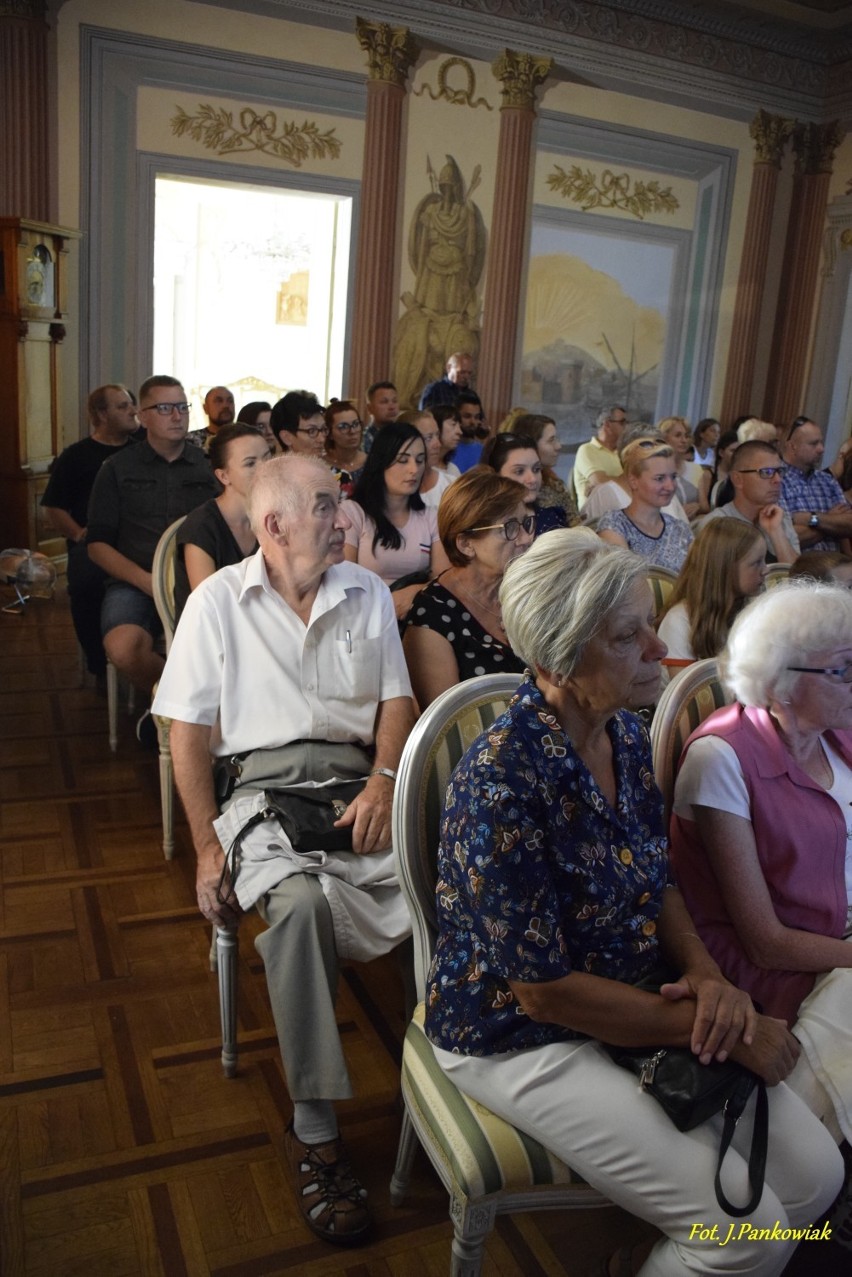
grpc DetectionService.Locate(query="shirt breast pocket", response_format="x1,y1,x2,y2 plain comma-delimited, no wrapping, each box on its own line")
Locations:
326,636,381,707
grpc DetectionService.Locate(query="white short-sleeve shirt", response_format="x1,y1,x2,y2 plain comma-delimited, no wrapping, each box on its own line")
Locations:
152,550,411,756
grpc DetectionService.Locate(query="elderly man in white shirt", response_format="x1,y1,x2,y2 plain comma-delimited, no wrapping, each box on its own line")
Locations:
153,453,414,1246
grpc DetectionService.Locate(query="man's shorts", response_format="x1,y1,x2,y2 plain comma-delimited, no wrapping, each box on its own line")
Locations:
100,582,163,639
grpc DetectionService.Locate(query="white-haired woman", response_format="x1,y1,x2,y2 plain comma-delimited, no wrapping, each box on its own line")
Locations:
426,531,841,1277
671,579,852,1147
597,441,693,571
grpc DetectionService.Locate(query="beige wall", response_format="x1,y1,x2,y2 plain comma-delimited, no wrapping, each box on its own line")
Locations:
48,0,832,440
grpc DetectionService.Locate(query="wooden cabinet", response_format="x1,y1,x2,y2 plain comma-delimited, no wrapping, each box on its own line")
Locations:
0,218,79,553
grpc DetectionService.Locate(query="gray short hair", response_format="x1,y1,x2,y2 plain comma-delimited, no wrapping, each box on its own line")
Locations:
247,453,334,537
499,528,646,676
721,579,852,706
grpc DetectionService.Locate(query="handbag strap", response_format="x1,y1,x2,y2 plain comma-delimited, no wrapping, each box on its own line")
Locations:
714,1078,768,1218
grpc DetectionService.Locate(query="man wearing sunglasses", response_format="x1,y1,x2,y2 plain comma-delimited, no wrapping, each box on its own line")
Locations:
87,375,218,700
701,441,799,563
779,416,852,554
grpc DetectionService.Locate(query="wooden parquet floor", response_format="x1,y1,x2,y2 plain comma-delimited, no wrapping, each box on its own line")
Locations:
0,583,659,1277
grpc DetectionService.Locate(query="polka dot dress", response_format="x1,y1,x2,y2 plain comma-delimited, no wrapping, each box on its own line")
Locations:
406,581,526,680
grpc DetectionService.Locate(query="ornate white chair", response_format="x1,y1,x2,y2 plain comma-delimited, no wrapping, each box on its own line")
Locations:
389,674,609,1277
106,661,135,753
649,657,733,822
645,562,679,620
151,516,185,859
764,562,791,589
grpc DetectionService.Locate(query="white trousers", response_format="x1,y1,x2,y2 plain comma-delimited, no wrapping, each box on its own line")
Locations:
434,1038,843,1276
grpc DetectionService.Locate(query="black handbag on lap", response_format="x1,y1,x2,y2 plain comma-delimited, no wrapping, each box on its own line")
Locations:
215,780,366,904
605,971,768,1217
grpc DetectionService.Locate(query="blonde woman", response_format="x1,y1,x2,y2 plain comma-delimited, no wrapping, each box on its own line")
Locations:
658,416,711,518
597,441,693,571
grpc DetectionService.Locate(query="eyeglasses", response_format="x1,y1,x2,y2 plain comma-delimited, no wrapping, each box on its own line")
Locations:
466,514,536,541
333,420,362,432
297,425,329,439
735,466,786,479
787,663,852,683
141,401,190,416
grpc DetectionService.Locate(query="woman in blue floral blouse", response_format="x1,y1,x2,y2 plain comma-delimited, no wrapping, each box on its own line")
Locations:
425,528,841,1277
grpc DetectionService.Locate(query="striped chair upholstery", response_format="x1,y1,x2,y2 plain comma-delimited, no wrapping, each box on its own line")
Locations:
764,563,791,589
650,657,733,822
646,563,679,619
390,675,607,1277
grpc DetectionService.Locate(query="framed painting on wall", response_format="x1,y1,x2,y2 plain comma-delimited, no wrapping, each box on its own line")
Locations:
521,210,689,452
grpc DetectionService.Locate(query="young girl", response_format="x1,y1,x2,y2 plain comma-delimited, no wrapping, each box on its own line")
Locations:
480,433,568,537
657,518,767,660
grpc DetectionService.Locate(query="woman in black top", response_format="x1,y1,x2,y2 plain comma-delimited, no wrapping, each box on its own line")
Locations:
174,424,271,619
403,468,532,709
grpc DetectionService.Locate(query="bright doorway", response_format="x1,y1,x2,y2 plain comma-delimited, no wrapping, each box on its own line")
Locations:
153,175,352,429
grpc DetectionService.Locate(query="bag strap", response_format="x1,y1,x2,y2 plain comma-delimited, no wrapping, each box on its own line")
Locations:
714,1078,768,1218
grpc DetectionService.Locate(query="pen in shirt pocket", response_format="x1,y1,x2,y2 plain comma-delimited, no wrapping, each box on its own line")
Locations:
346,629,352,653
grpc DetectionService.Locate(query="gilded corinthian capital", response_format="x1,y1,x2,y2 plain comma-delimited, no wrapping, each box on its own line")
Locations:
749,111,793,167
491,50,552,110
356,18,419,87
792,120,846,176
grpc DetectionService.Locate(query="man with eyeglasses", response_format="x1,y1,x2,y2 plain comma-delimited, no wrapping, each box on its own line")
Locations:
87,375,218,702
779,416,852,554
153,454,413,1245
270,390,329,457
571,405,628,506
701,441,799,563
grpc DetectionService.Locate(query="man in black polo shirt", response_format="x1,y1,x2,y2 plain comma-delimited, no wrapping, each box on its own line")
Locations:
42,383,141,678
87,375,217,695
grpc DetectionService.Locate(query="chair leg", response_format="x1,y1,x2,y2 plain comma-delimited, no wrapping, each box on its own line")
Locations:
107,661,119,753
389,1109,419,1206
216,925,239,1077
155,715,174,860
449,1196,494,1277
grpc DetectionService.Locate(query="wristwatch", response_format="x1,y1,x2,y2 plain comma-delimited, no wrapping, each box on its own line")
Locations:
369,767,397,782
808,512,820,529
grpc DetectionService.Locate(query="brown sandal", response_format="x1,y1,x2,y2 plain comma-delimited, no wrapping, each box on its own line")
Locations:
284,1121,371,1245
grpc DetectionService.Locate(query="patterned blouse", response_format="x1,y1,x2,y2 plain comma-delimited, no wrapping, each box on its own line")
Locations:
425,678,670,1056
405,580,526,681
597,509,693,572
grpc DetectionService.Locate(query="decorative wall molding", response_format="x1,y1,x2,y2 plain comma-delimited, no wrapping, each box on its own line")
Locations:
413,56,492,109
792,118,846,175
222,0,849,120
805,194,852,447
546,163,679,219
355,17,419,86
79,25,365,392
0,0,46,16
533,108,737,421
491,49,551,110
170,104,342,165
750,110,794,167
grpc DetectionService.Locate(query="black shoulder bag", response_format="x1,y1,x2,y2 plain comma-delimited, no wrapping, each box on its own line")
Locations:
605,971,768,1218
